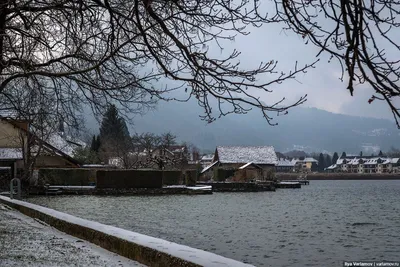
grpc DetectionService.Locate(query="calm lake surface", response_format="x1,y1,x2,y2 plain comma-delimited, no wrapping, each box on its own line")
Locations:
27,180,400,266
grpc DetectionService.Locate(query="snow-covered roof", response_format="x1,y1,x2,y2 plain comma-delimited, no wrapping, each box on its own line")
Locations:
200,161,219,174
303,157,318,163
325,164,337,170
46,134,83,157
201,154,214,161
0,148,23,160
391,158,400,164
348,158,361,165
216,146,277,165
276,158,296,167
336,158,345,165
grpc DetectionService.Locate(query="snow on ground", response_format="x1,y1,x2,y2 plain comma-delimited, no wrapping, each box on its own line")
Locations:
0,204,145,267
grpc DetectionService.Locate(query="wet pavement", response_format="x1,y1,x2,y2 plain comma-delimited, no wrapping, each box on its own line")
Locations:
0,204,145,267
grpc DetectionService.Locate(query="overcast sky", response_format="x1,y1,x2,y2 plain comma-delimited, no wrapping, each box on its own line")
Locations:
194,19,398,121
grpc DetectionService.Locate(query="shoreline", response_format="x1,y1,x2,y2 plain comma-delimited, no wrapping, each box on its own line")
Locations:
277,173,400,180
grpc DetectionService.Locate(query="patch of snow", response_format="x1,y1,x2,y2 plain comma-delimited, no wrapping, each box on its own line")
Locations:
187,186,212,191
0,148,22,160
201,160,219,174
0,196,254,267
48,186,96,190
0,204,145,267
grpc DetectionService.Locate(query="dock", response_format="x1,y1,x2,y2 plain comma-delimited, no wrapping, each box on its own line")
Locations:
196,182,275,192
276,182,302,189
280,180,310,185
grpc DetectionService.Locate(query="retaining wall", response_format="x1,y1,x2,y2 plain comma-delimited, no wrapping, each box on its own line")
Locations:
0,196,252,267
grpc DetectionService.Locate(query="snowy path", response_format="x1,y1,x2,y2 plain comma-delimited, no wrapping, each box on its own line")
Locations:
0,204,145,267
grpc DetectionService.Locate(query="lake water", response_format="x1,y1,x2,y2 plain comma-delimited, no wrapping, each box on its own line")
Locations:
27,180,400,266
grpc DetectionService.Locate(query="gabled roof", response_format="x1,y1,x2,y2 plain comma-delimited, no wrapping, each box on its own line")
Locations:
276,158,296,167
200,161,219,174
215,146,277,165
303,157,318,163
0,117,81,166
325,164,337,170
201,154,214,161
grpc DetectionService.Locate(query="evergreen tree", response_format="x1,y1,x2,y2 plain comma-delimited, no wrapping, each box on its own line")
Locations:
96,135,101,152
318,153,325,172
99,104,130,142
325,154,332,168
378,150,383,156
360,151,363,157
332,152,339,164
99,105,131,160
90,135,97,151
341,152,347,158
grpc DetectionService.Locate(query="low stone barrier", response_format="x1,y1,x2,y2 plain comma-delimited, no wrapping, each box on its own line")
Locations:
0,196,252,267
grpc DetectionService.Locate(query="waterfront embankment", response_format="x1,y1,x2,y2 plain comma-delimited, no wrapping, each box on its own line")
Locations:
0,196,253,267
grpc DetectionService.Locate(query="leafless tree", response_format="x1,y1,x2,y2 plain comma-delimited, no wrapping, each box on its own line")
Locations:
272,0,400,127
0,0,318,127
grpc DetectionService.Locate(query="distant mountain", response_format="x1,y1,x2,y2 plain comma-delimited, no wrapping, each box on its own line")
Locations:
86,100,400,154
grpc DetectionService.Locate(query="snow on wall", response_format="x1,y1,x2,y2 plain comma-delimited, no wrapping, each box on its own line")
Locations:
0,196,254,267
217,146,277,165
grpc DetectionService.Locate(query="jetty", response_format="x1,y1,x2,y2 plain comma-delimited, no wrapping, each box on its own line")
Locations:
276,181,302,189
197,181,276,192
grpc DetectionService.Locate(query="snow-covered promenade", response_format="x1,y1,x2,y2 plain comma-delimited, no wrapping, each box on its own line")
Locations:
0,203,144,267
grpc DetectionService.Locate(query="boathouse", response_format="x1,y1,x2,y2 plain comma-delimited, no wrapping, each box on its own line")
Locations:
201,146,278,181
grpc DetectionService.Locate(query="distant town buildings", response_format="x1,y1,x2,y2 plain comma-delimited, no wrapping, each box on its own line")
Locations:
275,157,318,172
326,156,400,173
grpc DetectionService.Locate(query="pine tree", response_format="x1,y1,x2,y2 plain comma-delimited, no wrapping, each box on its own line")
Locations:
341,152,347,158
360,151,363,157
318,153,325,172
332,152,339,164
99,104,130,142
95,135,101,152
99,104,131,160
325,154,332,168
90,135,97,151
378,150,383,156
